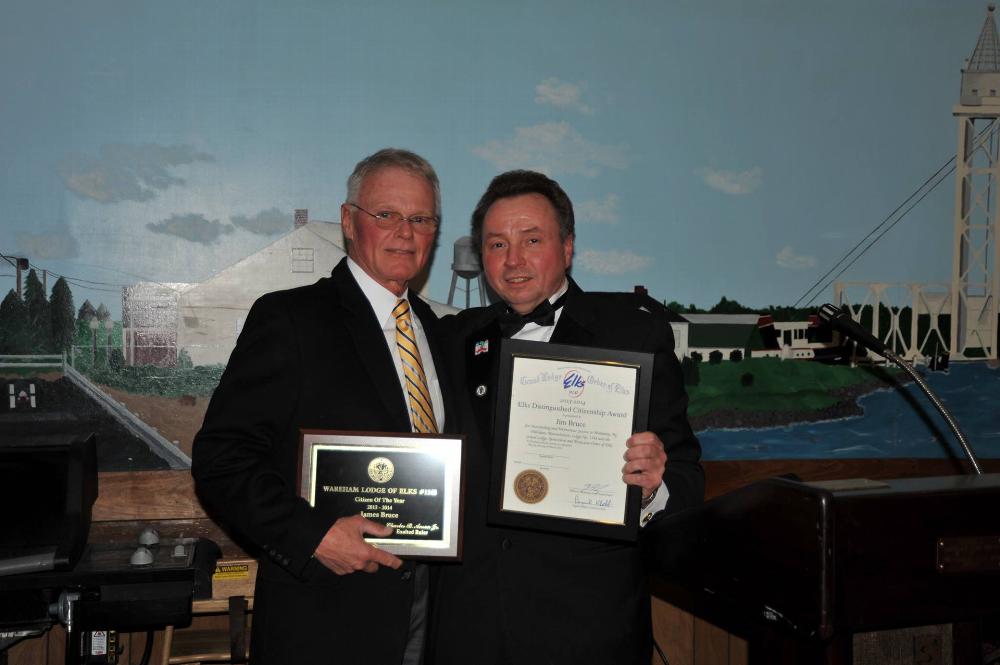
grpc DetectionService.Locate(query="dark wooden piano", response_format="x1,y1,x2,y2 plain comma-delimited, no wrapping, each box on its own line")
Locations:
649,473,1000,664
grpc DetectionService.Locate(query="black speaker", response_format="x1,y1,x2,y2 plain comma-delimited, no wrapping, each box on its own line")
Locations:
0,433,97,574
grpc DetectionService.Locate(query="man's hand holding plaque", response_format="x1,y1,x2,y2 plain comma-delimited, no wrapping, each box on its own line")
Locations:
623,431,667,499
313,514,402,575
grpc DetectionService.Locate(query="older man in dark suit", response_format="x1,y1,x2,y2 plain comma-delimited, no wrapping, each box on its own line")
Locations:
192,148,455,665
429,170,703,665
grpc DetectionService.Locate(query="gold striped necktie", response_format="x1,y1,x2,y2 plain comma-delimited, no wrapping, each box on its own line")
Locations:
393,298,438,434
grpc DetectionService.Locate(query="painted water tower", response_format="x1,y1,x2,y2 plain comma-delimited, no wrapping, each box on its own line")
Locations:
447,236,486,308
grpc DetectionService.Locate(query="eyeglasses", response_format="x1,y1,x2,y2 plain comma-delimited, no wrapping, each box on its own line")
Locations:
347,203,439,235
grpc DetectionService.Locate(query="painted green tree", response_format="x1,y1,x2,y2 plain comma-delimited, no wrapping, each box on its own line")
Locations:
49,277,76,354
23,269,49,350
0,289,31,354
77,300,97,323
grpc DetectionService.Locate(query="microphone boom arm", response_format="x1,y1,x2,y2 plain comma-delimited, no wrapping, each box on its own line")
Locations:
818,303,983,475
879,346,982,475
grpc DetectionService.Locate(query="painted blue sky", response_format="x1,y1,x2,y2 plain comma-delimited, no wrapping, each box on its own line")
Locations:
0,0,992,318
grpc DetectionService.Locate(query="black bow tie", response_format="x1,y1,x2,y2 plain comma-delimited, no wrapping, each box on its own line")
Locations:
499,292,568,337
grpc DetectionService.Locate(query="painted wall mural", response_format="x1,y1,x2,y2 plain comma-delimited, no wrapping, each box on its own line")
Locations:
1,1,998,470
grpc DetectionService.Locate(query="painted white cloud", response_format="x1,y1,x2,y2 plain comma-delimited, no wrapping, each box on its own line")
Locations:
472,122,628,178
576,249,651,275
16,231,79,259
60,143,214,203
535,77,593,115
697,166,763,195
775,245,817,270
147,213,234,244
577,194,621,225
231,207,291,235
61,153,306,287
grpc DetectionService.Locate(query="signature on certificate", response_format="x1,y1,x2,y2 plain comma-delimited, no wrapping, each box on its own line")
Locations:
569,483,614,508
570,482,612,495
572,494,614,508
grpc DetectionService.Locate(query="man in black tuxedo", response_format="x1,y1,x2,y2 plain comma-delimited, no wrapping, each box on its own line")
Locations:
429,170,703,665
192,148,455,665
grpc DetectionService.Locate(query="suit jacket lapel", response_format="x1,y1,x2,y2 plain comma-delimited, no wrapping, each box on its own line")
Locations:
465,306,504,446
461,281,598,448
550,278,596,347
331,260,411,432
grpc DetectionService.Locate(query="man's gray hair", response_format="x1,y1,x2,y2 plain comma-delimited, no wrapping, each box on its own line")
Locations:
346,148,441,216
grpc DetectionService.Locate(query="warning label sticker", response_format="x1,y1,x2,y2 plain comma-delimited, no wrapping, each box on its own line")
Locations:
91,630,107,655
214,563,250,580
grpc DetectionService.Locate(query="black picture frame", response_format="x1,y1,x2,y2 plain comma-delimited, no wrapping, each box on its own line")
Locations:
298,430,465,561
487,339,653,541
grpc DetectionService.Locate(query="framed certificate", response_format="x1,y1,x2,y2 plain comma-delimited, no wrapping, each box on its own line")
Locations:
298,430,464,561
488,339,653,541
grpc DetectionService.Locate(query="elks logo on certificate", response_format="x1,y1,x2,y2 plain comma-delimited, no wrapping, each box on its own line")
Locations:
488,339,653,541
562,369,586,397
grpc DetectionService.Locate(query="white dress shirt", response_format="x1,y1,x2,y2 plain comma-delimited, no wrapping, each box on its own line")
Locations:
509,279,668,524
347,259,445,432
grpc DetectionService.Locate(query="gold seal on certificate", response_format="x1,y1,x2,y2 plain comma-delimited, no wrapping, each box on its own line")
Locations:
488,339,654,541
513,469,548,504
298,430,465,560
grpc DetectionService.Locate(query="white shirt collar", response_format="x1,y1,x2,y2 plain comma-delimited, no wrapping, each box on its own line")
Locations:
347,257,409,327
548,279,569,305
511,278,570,341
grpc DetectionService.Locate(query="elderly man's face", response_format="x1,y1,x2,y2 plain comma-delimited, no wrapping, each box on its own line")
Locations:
480,193,573,315
340,166,436,296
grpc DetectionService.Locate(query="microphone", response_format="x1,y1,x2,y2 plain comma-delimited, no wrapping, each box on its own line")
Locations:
817,303,886,356
817,303,982,475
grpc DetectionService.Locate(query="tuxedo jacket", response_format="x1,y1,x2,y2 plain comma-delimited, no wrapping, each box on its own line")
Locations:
192,258,457,665
428,280,704,665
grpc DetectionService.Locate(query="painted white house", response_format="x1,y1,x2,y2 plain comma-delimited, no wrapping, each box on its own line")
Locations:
668,321,689,361
767,319,839,360
121,212,457,367
681,313,763,362
176,220,351,365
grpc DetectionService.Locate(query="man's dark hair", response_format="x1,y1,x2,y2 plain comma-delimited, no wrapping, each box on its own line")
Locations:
471,170,575,250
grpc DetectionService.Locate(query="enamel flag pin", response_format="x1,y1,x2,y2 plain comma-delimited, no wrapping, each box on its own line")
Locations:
474,340,489,356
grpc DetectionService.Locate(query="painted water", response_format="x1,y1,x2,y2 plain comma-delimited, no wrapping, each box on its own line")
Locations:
698,362,1000,461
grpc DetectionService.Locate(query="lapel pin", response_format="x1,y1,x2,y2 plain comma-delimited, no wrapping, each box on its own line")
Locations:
474,340,489,355
475,385,487,397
